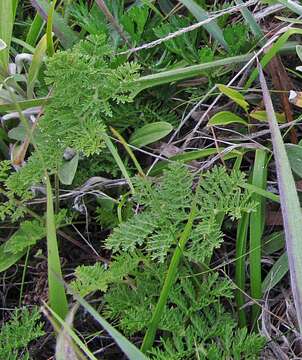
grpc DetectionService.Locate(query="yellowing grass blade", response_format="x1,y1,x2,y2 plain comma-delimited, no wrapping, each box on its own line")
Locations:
259,64,302,334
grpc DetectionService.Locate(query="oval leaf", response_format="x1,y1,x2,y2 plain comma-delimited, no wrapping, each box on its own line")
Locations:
58,153,79,185
130,121,173,148
207,111,248,127
250,110,286,123
218,84,249,111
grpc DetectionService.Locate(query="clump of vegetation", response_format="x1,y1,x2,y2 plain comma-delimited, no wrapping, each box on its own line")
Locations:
1,0,302,359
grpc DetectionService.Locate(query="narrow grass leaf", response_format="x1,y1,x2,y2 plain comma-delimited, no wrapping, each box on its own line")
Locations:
110,127,145,176
31,0,78,49
136,53,252,91
262,252,288,292
249,149,267,324
149,148,241,176
70,292,149,360
141,196,198,352
0,0,14,72
276,0,302,16
43,303,97,360
46,0,56,57
259,64,302,334
26,13,44,47
0,97,49,112
104,135,135,194
178,0,228,49
246,28,302,88
27,34,47,98
235,212,249,327
234,0,263,39
46,174,68,320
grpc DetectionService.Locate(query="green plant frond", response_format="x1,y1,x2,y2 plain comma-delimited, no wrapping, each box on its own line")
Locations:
186,217,223,263
3,34,140,198
0,307,45,360
197,166,257,219
106,163,255,263
4,219,45,254
71,252,143,297
105,210,158,253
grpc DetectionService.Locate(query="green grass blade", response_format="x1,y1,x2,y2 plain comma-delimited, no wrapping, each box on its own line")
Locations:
27,34,47,98
31,0,78,49
46,0,56,56
259,64,302,334
0,97,49,112
136,53,252,91
277,0,302,16
246,28,302,88
179,0,228,49
70,292,149,360
44,303,97,360
0,0,14,73
234,0,263,39
26,13,44,47
104,135,135,194
141,196,198,352
235,212,249,327
262,252,288,292
249,149,267,325
46,174,68,320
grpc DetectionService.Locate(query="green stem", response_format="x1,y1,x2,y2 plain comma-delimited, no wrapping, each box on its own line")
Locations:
249,149,267,326
235,213,249,327
46,174,68,319
141,198,197,353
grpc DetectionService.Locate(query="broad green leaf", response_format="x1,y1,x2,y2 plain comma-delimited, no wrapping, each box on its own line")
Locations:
27,34,47,98
262,252,288,292
8,123,28,141
129,122,173,148
250,110,285,123
217,84,249,111
58,153,79,185
178,0,228,50
207,111,248,127
71,292,149,360
285,144,302,178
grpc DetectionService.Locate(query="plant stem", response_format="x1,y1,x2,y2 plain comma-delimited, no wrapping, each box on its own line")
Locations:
249,149,267,326
141,198,197,352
